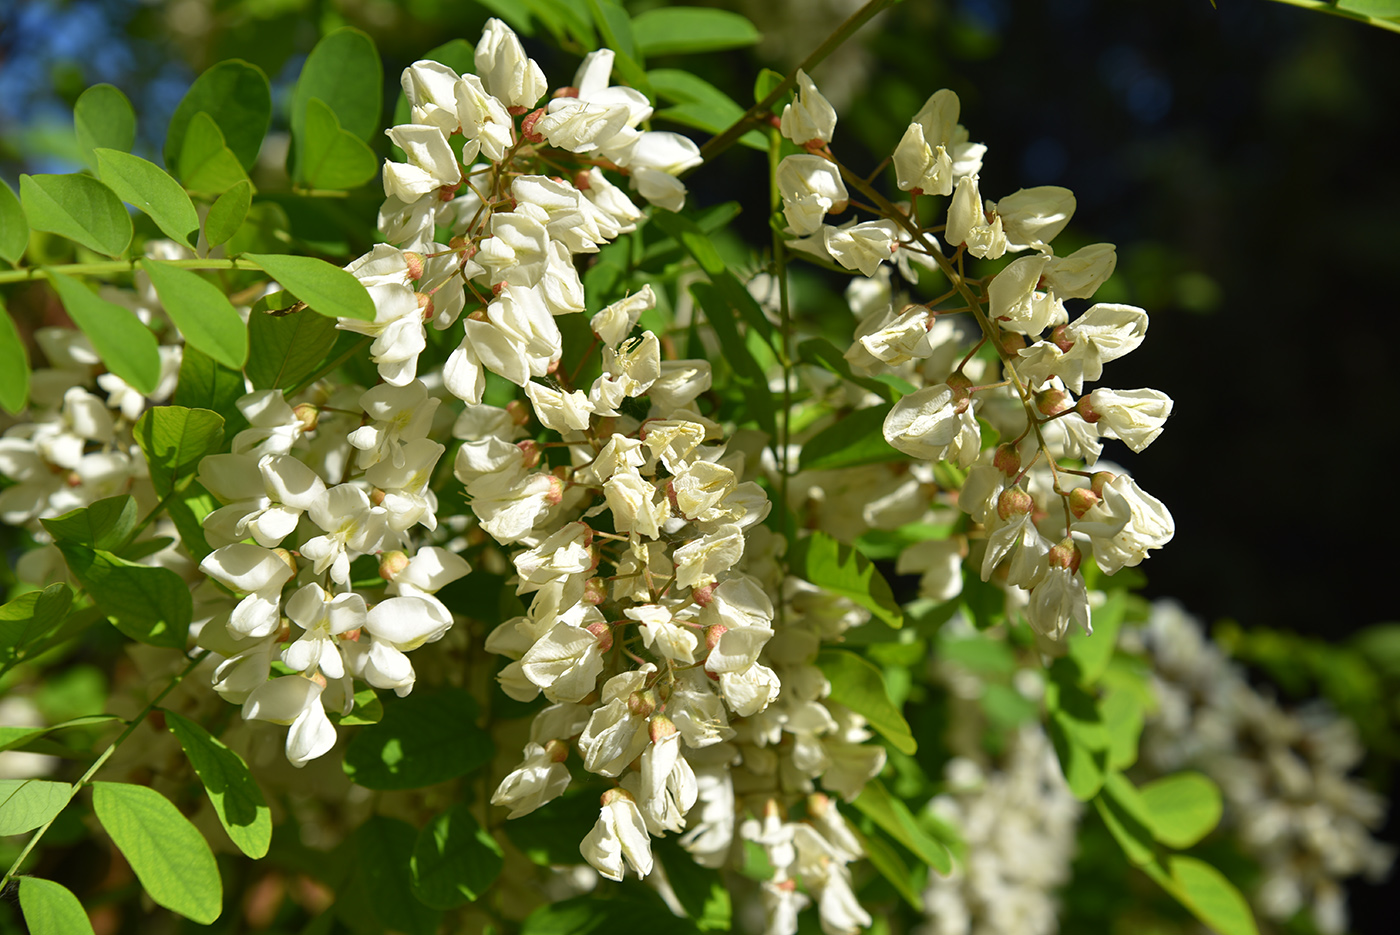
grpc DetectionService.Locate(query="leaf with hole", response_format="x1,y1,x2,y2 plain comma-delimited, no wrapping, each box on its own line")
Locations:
21,174,132,259
92,781,222,924
95,149,199,247
47,271,159,394
74,84,136,174
139,260,247,368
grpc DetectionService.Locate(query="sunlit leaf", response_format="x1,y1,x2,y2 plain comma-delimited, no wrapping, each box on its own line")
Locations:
46,271,159,394
74,84,136,174
166,710,271,858
139,260,247,368
817,648,916,754
94,149,199,247
21,174,132,259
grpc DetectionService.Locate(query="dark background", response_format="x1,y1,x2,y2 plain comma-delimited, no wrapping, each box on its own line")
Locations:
2,0,1396,930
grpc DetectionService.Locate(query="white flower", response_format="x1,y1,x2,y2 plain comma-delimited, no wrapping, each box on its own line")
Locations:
893,121,953,196
475,18,547,109
200,453,326,548
231,390,305,457
300,484,388,585
823,220,898,277
590,286,655,349
492,742,571,818
673,524,745,590
627,604,698,663
282,583,366,680
241,676,337,767
883,384,960,459
1045,243,1117,299
605,470,668,540
524,382,594,433
382,125,461,202
454,73,514,162
994,185,1076,252
988,254,1066,336
780,69,837,146
946,175,1006,259
777,155,848,236
347,380,439,469
365,437,444,533
402,60,462,134
1082,473,1173,575
199,544,294,639
581,789,653,881
478,204,552,287
520,622,605,703
619,132,701,212
1086,388,1173,452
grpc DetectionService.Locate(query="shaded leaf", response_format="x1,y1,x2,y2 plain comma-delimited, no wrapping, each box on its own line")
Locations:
302,98,379,190
0,714,121,753
0,584,74,668
0,177,30,264
134,405,225,497
20,174,132,259
47,271,159,394
165,710,271,858
1067,589,1127,686
165,60,271,171
139,260,247,368
335,816,441,935
410,803,504,908
632,8,760,56
789,531,903,628
243,253,375,321
799,404,911,472
817,648,916,754
204,179,251,247
92,781,222,924
40,496,137,551
851,778,952,873
1102,687,1145,771
343,686,493,790
19,878,96,935
522,895,699,935
174,345,247,416
852,824,924,910
586,0,648,92
74,84,136,174
94,149,199,247
0,779,74,835
56,543,191,648
246,305,339,390
1097,772,1158,866
649,69,765,150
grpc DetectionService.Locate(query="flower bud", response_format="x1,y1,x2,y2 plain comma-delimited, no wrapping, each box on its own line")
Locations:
369,487,387,507
998,331,1028,354
1051,323,1074,354
416,292,435,323
600,787,635,808
583,577,608,605
946,370,974,401
516,439,541,469
1075,395,1101,424
992,443,1021,477
573,169,591,190
379,550,409,581
807,792,833,819
1047,538,1082,573
403,251,425,281
996,487,1034,521
704,624,728,653
272,548,298,577
648,715,678,743
1068,487,1100,518
586,621,613,652
1035,387,1072,416
1090,471,1115,497
520,107,547,143
544,738,570,763
691,582,717,607
627,689,657,720
65,471,82,488
553,86,580,99
292,403,320,432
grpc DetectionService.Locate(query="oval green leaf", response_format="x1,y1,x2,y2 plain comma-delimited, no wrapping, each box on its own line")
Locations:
243,253,375,321
0,178,29,264
632,8,760,57
0,779,74,835
176,112,251,195
410,803,504,909
20,174,132,259
139,260,247,368
91,781,222,925
19,877,96,935
46,271,159,394
165,710,271,858
134,405,226,497
302,98,379,190
343,686,493,790
74,84,136,174
56,543,192,648
95,150,199,248
40,495,137,550
789,531,903,628
816,648,916,755
1169,855,1259,935
165,60,271,172
851,778,952,874
0,583,74,668
1140,771,1223,849
290,27,382,183
204,179,251,247
335,817,441,935
0,297,30,412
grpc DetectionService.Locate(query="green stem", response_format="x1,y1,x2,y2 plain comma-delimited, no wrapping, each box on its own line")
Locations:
1,649,211,888
694,0,898,167
0,258,258,286
769,123,794,559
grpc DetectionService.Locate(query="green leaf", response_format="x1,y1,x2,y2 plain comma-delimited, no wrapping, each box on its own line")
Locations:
1097,772,1158,866
164,710,270,858
797,337,900,401
20,174,132,259
74,84,136,174
817,648,916,754
40,495,137,550
1337,0,1400,21
0,584,74,668
687,281,775,434
91,781,222,924
1139,771,1222,849
203,179,251,248
799,404,912,472
343,686,493,790
1048,711,1108,800
301,98,379,190
648,69,765,151
632,8,760,56
175,112,251,195
853,824,924,910
851,778,952,873
243,253,375,321
245,305,340,390
654,837,731,930
1163,855,1259,935
134,406,225,497
410,803,504,908
94,149,199,248
0,177,30,264
336,687,384,727
0,714,121,753
1102,687,1145,771
652,212,774,340
56,543,191,648
173,345,247,415
46,271,159,394
1067,589,1127,686
19,878,96,935
586,0,648,92
167,483,218,562
0,298,30,413
522,896,699,935
165,60,271,172
0,779,74,835
335,816,441,935
754,68,786,108
790,531,903,629
290,28,383,184
139,260,247,368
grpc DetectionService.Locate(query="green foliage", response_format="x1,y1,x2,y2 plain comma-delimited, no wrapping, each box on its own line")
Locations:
522,894,700,935
139,261,247,367
165,710,272,859
817,648,917,754
301,98,380,190
1138,772,1223,849
94,150,200,247
20,174,132,259
174,112,252,194
0,779,74,836
409,803,504,908
632,8,761,56
73,84,136,174
0,178,29,265
54,542,191,648
789,531,903,628
0,584,74,671
246,302,341,389
134,406,226,497
0,715,121,754
342,686,494,790
798,404,909,471
91,781,223,924
851,778,952,874
204,179,252,247
46,271,160,394
336,816,442,935
40,496,137,551
18,877,96,935
290,28,383,185
654,837,732,930
165,60,272,172
243,253,376,321
649,69,767,150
